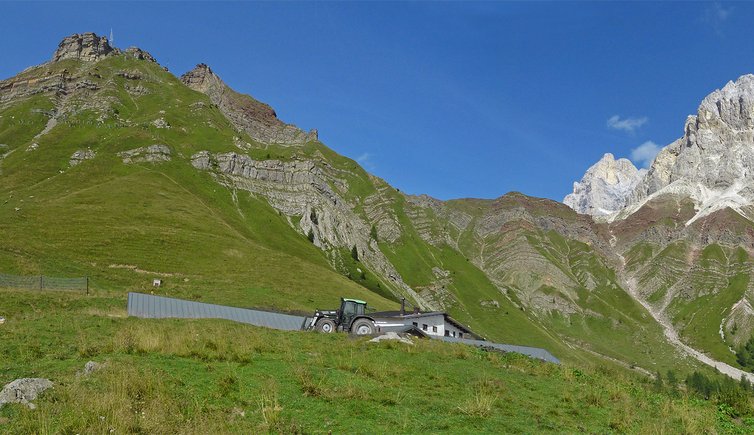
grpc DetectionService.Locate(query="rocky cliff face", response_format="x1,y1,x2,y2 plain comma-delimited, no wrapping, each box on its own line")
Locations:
180,64,317,145
564,153,646,216
623,74,754,225
52,33,115,62
190,150,431,309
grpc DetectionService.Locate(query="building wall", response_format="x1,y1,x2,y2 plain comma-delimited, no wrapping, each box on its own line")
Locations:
406,314,469,339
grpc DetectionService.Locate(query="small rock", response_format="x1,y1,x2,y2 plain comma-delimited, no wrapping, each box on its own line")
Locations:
368,332,413,345
151,118,170,129
70,149,96,167
0,316,5,324
124,46,158,63
26,143,39,152
116,70,142,80
0,378,53,409
82,361,102,375
480,300,500,308
118,144,171,164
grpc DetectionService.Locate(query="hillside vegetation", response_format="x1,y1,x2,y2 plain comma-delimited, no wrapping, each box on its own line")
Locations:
1,288,752,433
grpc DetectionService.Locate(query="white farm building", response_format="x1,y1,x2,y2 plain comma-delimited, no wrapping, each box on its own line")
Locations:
373,310,479,339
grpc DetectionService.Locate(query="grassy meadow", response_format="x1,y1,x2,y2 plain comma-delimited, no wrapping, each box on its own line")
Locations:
1,287,754,434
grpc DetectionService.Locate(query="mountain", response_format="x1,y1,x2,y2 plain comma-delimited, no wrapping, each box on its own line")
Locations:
627,74,754,225
5,32,753,378
567,74,754,226
563,153,646,216
562,73,754,375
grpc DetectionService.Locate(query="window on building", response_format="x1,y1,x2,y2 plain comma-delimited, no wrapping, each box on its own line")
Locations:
458,332,463,338
451,331,456,337
422,324,428,331
432,326,438,333
412,322,417,327
444,330,450,337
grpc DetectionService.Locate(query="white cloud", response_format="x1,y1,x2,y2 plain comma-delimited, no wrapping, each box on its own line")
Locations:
630,141,661,168
607,115,648,133
702,2,733,36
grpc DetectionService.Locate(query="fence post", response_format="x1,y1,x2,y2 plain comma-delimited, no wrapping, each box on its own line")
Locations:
40,275,43,290
86,276,89,295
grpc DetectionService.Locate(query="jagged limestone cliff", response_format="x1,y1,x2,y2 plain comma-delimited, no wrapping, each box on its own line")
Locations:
564,153,646,216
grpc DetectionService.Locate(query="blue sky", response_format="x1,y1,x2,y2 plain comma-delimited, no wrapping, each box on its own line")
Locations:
2,1,753,201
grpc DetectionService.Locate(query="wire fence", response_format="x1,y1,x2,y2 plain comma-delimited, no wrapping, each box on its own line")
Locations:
0,273,89,293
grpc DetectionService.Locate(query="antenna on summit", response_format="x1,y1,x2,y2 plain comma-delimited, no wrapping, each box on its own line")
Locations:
109,28,114,46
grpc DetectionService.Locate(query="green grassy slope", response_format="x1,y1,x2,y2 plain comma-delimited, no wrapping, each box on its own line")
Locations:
625,238,754,367
0,56,396,312
396,195,697,372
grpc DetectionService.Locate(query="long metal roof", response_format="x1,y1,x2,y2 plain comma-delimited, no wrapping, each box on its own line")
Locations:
433,335,561,364
127,292,307,331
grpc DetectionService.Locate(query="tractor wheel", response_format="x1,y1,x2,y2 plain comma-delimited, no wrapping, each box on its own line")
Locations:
315,318,336,333
351,318,376,336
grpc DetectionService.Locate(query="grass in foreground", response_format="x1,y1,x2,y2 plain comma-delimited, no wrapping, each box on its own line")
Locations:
2,288,754,433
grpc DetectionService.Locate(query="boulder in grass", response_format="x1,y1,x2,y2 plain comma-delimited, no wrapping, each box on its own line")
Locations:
0,378,53,410
368,332,413,345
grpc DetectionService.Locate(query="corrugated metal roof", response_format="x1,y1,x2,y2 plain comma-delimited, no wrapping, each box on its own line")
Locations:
433,336,560,364
127,292,307,331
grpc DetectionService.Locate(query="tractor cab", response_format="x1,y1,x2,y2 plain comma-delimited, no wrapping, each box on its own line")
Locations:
338,298,366,328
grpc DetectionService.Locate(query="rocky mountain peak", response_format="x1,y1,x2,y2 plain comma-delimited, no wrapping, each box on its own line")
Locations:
564,153,646,216
52,32,115,62
180,63,236,100
180,63,317,145
626,74,754,224
697,74,754,130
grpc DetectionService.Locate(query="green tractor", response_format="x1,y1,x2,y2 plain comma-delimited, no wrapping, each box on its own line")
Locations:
305,298,377,335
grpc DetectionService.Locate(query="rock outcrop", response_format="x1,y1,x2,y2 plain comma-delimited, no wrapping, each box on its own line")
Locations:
180,64,317,145
118,145,171,164
69,149,95,166
191,150,431,309
124,47,157,63
81,361,103,376
564,153,646,216
52,32,115,62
